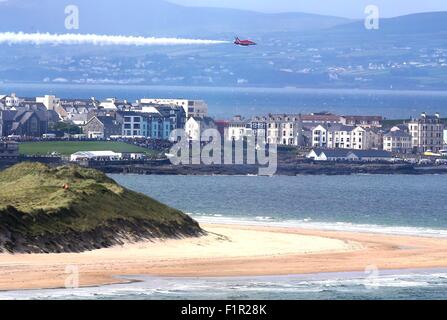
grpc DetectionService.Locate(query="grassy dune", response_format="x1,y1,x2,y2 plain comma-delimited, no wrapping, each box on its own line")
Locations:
0,163,203,253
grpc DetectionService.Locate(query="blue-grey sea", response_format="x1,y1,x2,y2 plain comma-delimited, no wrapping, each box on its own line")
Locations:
2,174,447,300
1,83,447,118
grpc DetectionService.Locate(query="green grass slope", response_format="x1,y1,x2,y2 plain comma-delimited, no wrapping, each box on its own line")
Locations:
0,163,203,253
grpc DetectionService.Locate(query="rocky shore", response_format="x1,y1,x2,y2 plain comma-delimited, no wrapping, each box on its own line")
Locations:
92,161,447,176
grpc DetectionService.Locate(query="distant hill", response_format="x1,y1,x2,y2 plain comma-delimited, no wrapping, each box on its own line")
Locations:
0,0,351,36
0,163,203,253
331,12,447,35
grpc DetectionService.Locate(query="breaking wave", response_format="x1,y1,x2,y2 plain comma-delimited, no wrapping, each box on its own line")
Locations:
189,213,447,238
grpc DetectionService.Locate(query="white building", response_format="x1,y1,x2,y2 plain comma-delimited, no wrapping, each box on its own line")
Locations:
185,117,217,142
140,99,208,118
70,151,122,162
311,125,328,148
100,98,120,110
408,113,444,153
341,115,383,128
227,116,251,141
1,93,21,108
307,149,392,162
36,95,61,111
383,130,412,154
312,124,381,150
444,129,447,148
266,114,303,146
307,149,350,161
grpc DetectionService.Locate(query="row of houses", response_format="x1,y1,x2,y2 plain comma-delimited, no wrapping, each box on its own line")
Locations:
1,93,445,156
223,113,385,148
0,93,209,140
225,112,446,154
0,96,60,137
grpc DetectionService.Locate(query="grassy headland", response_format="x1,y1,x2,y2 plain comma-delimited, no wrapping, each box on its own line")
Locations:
0,162,203,253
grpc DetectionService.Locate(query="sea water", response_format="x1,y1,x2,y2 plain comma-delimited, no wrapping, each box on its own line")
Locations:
1,83,447,118
3,174,447,300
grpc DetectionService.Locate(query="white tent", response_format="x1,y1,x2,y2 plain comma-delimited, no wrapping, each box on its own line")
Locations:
70,151,122,162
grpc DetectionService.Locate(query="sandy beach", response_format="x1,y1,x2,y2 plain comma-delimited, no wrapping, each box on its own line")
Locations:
1,223,447,291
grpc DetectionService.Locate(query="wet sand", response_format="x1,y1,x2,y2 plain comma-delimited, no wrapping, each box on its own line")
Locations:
1,223,447,291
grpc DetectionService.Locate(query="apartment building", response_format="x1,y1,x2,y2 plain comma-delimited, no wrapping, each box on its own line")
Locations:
227,115,268,143
408,113,444,153
267,114,303,146
0,93,21,108
36,95,61,111
301,113,342,126
383,130,412,154
311,125,328,148
341,115,383,128
139,99,208,118
185,117,217,142
227,116,251,141
122,112,147,137
312,124,381,150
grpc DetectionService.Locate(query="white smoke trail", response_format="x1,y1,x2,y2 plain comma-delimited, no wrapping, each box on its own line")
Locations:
0,32,229,46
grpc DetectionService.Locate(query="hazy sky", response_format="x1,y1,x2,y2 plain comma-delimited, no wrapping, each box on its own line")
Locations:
169,0,447,18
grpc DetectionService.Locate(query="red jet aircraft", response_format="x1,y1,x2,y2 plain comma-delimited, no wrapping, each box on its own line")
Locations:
234,37,257,46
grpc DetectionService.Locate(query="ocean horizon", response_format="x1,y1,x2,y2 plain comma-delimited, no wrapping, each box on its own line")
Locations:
1,83,447,119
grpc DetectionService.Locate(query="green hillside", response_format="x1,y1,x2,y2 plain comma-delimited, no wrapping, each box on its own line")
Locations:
0,163,203,253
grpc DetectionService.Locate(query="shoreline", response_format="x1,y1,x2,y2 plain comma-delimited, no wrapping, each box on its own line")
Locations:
87,162,447,176
5,157,447,177
2,223,447,291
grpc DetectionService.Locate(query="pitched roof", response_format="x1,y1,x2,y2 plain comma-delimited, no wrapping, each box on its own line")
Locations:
301,114,342,122
228,119,250,126
97,116,120,128
342,115,383,121
384,130,411,138
312,148,351,158
190,116,216,128
0,110,17,121
326,124,355,132
312,148,392,159
349,150,392,158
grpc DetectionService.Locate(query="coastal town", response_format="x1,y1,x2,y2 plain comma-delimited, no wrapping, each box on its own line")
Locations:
0,92,447,172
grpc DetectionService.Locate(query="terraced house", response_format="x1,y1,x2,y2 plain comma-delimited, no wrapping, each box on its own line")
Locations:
383,129,412,154
266,114,303,146
312,124,382,150
121,105,186,140
408,113,445,153
227,116,250,142
341,115,383,128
